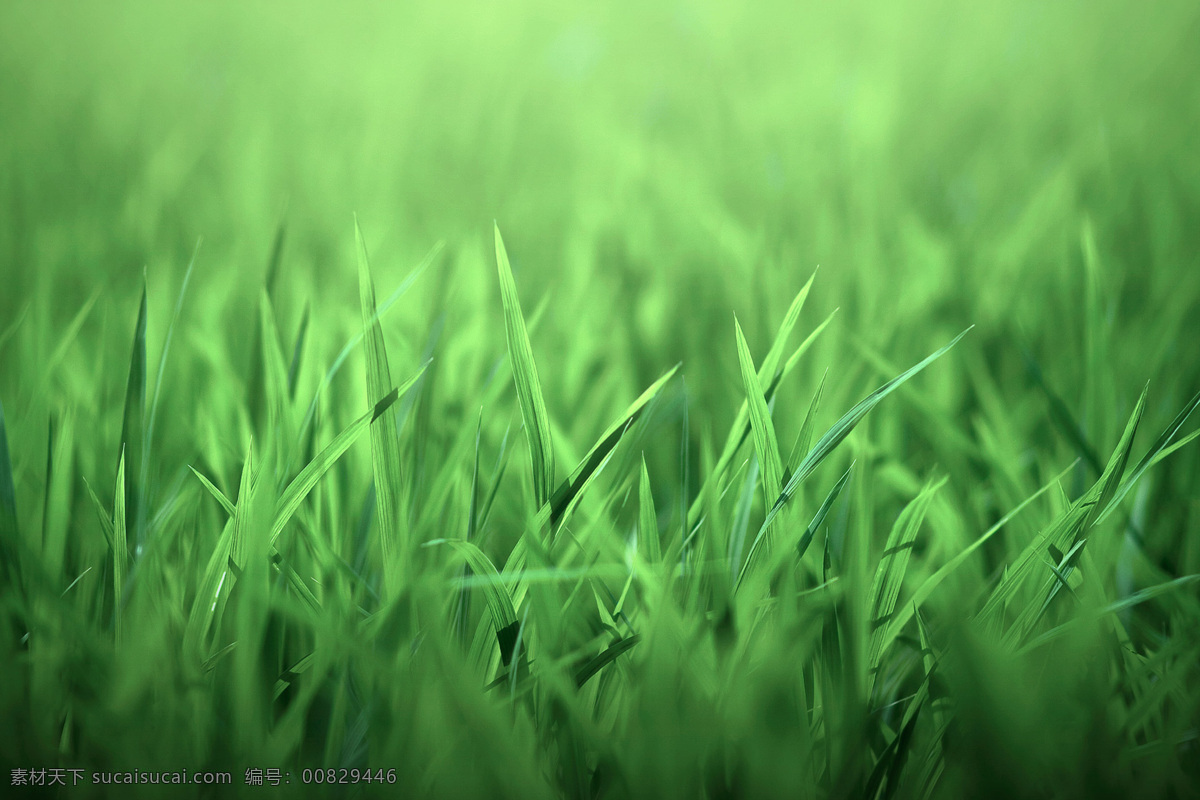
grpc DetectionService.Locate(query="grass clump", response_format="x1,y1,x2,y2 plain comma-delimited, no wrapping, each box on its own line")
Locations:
2,1,1200,798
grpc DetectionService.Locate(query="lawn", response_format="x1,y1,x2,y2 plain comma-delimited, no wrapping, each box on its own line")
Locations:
2,1,1199,798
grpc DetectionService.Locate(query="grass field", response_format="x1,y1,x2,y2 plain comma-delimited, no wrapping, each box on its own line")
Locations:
2,1,1200,798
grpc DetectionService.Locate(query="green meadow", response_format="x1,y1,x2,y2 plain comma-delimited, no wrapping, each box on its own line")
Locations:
2,1,1199,797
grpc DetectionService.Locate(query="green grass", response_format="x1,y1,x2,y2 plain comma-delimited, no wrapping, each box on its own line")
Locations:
2,1,1200,798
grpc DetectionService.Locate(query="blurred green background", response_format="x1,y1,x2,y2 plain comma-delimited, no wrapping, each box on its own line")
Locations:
4,0,1199,519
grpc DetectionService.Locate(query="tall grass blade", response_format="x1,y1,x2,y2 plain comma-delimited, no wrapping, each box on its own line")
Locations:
638,455,661,563
112,450,127,643
868,477,946,674
118,280,147,548
356,216,408,595
734,316,784,508
494,223,555,509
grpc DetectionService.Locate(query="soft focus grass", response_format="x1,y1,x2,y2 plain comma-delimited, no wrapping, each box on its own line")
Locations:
2,1,1199,798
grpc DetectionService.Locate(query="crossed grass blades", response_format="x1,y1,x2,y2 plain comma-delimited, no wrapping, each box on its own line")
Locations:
0,218,1198,800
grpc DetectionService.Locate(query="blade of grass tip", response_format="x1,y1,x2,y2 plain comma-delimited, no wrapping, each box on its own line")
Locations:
190,466,236,517
786,369,828,482
735,316,784,513
271,378,413,548
0,399,22,598
356,216,408,595
548,364,679,527
1096,387,1200,526
794,462,853,566
867,477,946,676
495,223,555,511
638,455,661,564
145,237,200,475
112,449,127,644
761,268,819,382
84,477,115,549
287,240,442,477
741,329,971,588
436,539,517,657
184,443,254,657
691,307,837,531
881,458,1078,650
118,278,147,550
247,222,285,432
287,302,310,400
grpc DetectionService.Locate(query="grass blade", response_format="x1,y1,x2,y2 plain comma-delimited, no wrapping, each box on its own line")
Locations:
495,223,555,509
118,279,147,548
868,477,946,675
638,455,661,563
735,316,784,510
356,216,408,595
271,379,413,547
740,329,971,587
112,449,128,643
548,364,679,527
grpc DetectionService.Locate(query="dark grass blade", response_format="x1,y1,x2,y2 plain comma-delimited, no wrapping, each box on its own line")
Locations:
247,222,286,430
356,216,408,594
436,539,518,664
1018,538,1087,647
573,634,642,689
495,223,555,509
287,302,310,401
1096,388,1200,526
547,365,679,528
118,280,147,549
